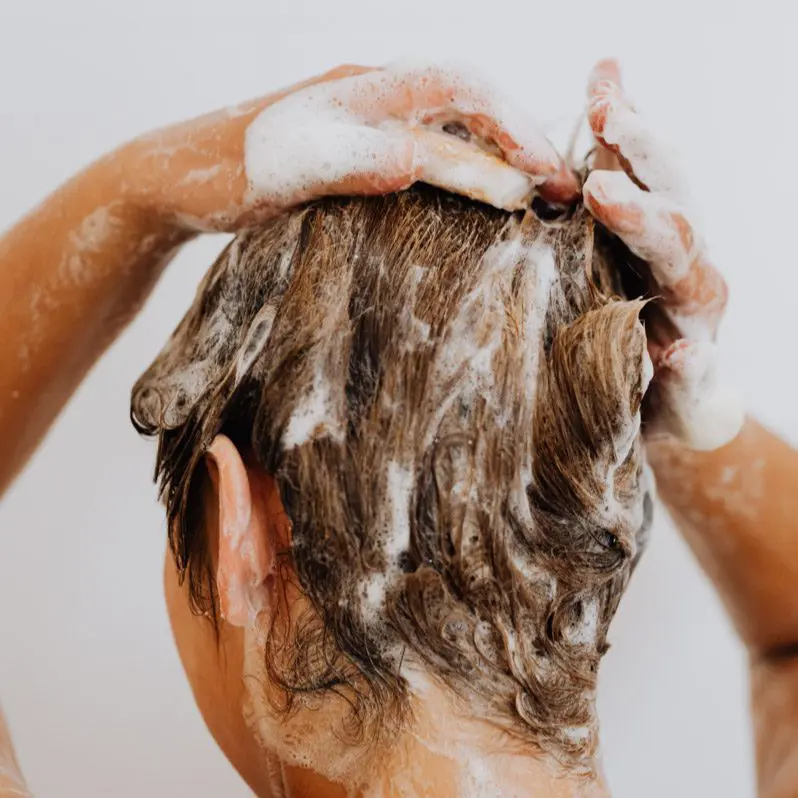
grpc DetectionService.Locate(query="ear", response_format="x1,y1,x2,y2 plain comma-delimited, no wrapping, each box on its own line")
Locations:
206,435,276,628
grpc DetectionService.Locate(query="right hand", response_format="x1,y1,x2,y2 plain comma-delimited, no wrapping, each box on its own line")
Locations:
581,59,743,451
124,62,579,233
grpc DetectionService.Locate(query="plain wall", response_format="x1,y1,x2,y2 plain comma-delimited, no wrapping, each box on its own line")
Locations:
1,1,796,795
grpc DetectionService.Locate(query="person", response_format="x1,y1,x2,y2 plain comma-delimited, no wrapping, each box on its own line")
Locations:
0,58,792,798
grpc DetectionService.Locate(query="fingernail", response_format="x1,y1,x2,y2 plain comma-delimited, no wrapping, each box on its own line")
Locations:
539,160,580,204
589,58,622,95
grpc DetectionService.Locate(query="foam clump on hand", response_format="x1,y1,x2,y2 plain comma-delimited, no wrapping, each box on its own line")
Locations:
244,61,560,212
656,340,745,451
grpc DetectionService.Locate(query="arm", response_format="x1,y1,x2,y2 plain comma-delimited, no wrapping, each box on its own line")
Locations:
649,423,798,797
0,62,577,497
583,60,798,797
1,704,30,798
648,420,798,653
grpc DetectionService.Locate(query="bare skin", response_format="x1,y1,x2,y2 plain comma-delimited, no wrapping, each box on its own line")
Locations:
0,57,795,797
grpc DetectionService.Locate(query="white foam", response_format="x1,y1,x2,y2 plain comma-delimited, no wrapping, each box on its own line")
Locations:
416,140,534,210
562,726,592,745
583,170,696,286
180,164,224,185
568,599,599,646
283,370,342,449
58,203,123,285
244,62,550,212
596,88,690,206
362,573,388,614
70,204,120,252
235,304,277,382
664,341,745,451
642,349,654,393
385,461,414,561
159,360,212,427
520,241,556,401
422,237,513,448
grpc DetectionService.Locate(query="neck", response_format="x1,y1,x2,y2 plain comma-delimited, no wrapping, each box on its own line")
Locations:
277,672,609,798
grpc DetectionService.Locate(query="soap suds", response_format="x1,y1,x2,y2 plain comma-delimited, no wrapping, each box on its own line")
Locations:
584,170,698,287
519,241,556,401
180,164,225,185
244,62,552,212
283,370,343,450
59,203,124,285
659,340,745,451
384,461,414,561
420,236,514,448
235,304,277,382
362,573,388,618
591,82,690,206
567,599,599,646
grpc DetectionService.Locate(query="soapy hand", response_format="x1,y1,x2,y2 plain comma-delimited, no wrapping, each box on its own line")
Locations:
128,62,578,232
582,59,743,451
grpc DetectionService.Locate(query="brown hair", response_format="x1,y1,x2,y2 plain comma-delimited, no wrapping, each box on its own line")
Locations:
131,186,653,769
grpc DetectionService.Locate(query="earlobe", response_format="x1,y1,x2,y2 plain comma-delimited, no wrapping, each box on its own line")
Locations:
206,435,275,628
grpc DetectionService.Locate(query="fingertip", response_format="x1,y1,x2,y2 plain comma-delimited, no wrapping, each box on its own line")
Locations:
370,135,419,192
507,145,559,180
583,170,643,231
588,58,622,97
584,168,639,200
582,169,611,206
538,160,581,204
587,96,611,138
657,338,695,371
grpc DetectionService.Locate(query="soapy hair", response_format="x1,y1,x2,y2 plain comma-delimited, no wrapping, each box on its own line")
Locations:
131,186,653,769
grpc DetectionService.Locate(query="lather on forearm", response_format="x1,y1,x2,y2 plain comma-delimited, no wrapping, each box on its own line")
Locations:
648,419,798,658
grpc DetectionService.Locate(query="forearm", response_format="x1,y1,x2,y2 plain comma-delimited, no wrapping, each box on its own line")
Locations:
648,418,798,655
0,148,190,495
649,420,798,795
0,704,30,797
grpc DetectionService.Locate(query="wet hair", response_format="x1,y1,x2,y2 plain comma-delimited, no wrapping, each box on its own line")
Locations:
131,185,653,769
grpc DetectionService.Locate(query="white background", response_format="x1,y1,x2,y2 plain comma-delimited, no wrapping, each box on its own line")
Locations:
0,1,795,796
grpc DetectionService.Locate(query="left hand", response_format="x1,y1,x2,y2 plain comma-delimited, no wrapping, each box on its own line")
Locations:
125,62,580,233
582,59,743,451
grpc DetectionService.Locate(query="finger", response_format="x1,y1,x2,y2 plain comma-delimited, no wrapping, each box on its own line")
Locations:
587,78,688,203
587,58,622,98
583,170,727,335
651,338,744,450
316,134,419,196
412,128,535,210
342,63,577,195
539,159,582,205
586,59,623,173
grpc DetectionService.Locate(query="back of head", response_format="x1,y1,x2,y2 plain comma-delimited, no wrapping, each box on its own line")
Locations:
132,185,652,771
